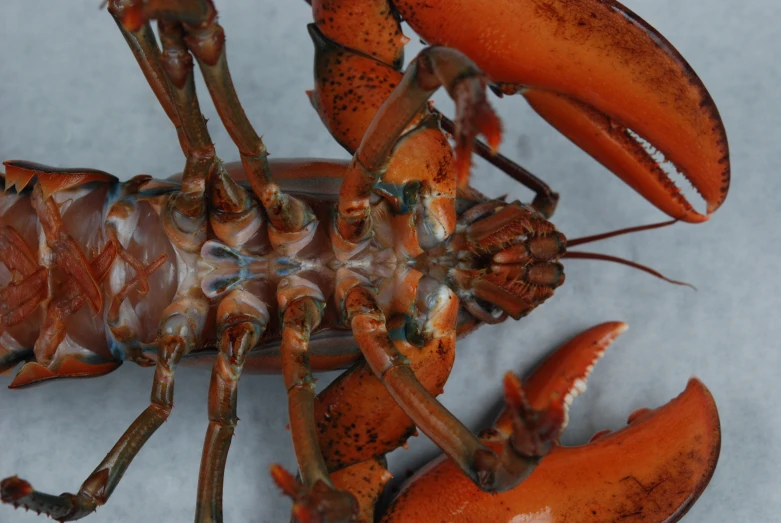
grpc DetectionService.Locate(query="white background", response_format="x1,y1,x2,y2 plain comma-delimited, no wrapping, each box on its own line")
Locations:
0,1,777,521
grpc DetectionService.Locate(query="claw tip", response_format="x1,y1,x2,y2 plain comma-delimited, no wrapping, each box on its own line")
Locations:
502,372,526,410
269,465,299,498
292,503,317,523
0,477,32,503
455,153,472,188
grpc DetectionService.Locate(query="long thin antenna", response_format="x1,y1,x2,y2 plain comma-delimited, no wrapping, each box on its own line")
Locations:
563,251,695,289
567,219,677,248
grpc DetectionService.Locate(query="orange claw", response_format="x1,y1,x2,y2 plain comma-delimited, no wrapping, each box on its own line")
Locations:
393,0,730,222
381,323,721,522
452,85,502,188
495,321,627,436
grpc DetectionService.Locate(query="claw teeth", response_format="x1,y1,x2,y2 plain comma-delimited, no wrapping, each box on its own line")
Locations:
625,128,706,215
572,377,587,395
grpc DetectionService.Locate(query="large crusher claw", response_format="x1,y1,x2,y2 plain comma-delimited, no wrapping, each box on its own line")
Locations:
381,322,721,522
393,0,730,222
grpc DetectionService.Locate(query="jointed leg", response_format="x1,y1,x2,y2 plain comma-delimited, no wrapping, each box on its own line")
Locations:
109,1,216,254
110,0,315,251
435,110,560,218
106,6,188,152
0,295,208,520
335,45,501,247
340,281,564,493
273,276,358,521
178,11,314,237
194,290,268,522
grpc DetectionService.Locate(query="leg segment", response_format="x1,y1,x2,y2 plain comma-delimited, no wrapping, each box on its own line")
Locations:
108,1,215,253
0,295,208,520
313,269,455,470
436,111,559,218
178,11,314,237
106,5,188,152
310,9,560,220
195,290,268,523
273,276,358,521
338,277,564,493
155,19,214,251
111,0,316,252
334,44,501,247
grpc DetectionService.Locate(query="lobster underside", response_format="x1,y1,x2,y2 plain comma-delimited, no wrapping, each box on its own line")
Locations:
0,0,729,521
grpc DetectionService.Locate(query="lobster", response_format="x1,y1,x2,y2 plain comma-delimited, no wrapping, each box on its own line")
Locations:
0,0,728,521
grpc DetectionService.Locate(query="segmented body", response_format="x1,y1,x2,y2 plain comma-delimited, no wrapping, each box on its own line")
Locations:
0,159,563,387
0,0,731,520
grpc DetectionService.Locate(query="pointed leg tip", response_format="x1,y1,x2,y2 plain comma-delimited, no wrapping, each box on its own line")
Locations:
292,504,316,523
269,465,300,498
454,154,472,188
476,107,502,153
0,477,33,503
502,372,526,410
270,467,358,523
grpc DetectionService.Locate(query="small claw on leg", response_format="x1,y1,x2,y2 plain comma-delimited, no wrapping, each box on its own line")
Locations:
502,372,565,458
0,476,32,503
270,465,358,523
0,476,77,521
495,321,628,437
478,373,565,491
270,464,300,499
451,78,503,187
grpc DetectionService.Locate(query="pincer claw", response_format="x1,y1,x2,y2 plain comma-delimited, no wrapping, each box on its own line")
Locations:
270,465,358,523
380,323,720,522
502,372,564,459
394,0,731,222
476,373,566,491
0,476,80,521
450,76,503,187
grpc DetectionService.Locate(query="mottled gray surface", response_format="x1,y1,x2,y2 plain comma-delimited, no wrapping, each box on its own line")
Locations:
0,1,777,521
